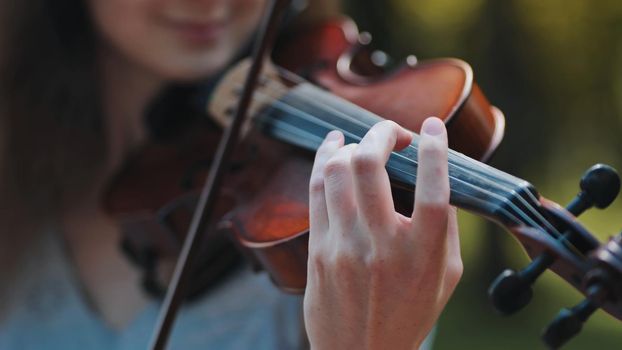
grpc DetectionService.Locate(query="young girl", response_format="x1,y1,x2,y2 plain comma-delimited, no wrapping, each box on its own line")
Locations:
0,0,461,349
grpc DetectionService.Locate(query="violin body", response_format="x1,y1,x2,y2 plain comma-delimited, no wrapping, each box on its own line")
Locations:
275,17,505,161
211,17,505,292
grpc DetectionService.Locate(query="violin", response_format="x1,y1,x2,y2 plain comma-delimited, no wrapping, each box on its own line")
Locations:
207,15,505,292
103,3,621,349
209,18,622,348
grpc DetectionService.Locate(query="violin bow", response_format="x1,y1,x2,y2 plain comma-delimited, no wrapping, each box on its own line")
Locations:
148,0,292,348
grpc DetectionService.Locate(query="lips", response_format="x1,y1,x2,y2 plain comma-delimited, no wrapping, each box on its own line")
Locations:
166,17,227,45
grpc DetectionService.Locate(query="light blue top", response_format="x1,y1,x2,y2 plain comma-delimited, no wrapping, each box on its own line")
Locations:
0,231,304,349
0,231,437,350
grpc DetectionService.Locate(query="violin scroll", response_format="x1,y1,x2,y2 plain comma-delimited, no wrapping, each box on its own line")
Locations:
488,164,621,316
543,232,622,348
486,164,621,347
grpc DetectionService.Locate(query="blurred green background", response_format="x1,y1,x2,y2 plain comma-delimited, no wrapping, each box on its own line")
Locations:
344,0,622,349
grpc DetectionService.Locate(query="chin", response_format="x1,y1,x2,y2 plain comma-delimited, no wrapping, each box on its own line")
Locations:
155,51,235,83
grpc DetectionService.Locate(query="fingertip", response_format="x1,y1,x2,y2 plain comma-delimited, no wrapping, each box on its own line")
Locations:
317,130,344,156
421,117,446,137
325,130,343,142
395,126,414,150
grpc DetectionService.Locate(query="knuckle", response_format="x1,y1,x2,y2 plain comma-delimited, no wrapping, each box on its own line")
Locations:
454,266,464,284
330,251,357,276
376,119,399,132
368,244,403,270
371,120,399,143
308,251,327,275
323,157,350,180
419,139,445,159
447,259,464,288
451,258,464,280
351,149,382,175
307,250,329,288
308,175,325,194
416,199,449,218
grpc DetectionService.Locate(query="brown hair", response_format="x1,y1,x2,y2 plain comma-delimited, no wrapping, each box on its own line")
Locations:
0,0,111,317
0,0,107,218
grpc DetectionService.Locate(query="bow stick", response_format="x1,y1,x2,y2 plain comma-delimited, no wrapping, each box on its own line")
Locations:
148,0,292,348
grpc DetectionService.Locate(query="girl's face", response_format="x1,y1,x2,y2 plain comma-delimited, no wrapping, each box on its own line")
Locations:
88,0,267,81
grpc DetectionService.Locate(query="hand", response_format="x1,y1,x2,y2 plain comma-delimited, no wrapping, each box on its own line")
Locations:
304,117,462,350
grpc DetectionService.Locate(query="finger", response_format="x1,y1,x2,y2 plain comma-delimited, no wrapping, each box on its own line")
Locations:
412,117,450,256
323,143,358,232
352,120,413,230
309,130,344,235
446,207,461,265
438,207,463,304
443,207,462,290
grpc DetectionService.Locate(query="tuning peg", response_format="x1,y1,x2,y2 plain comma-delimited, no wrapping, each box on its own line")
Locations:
488,254,554,315
542,296,598,349
489,164,620,316
566,164,620,215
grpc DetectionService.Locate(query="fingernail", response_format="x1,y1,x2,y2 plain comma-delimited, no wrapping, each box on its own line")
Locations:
326,130,341,141
421,117,444,136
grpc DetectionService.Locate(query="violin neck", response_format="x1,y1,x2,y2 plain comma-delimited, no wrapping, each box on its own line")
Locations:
256,82,542,227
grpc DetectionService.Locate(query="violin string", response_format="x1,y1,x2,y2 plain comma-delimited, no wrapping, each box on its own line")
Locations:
250,111,527,226
250,81,558,236
262,80,562,238
263,78,533,200
254,80,520,198
254,79,556,229
443,146,545,213
238,79,561,237
250,90,545,232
